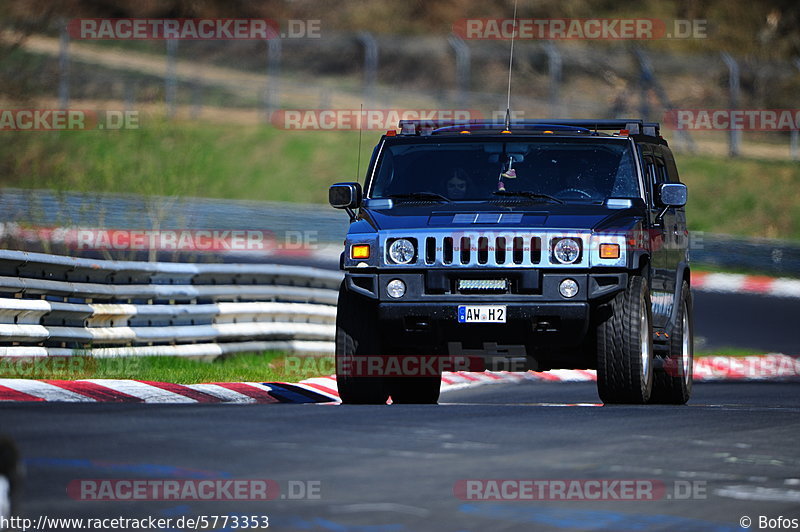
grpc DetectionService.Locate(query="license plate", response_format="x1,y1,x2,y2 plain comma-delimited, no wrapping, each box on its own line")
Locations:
457,305,506,323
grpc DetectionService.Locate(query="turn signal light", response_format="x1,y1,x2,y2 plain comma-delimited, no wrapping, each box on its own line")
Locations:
599,243,620,259
351,244,370,259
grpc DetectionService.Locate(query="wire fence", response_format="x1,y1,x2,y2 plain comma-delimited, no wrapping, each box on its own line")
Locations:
15,24,800,159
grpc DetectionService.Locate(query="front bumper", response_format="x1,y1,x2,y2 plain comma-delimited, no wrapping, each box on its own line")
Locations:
345,270,628,302
344,269,628,351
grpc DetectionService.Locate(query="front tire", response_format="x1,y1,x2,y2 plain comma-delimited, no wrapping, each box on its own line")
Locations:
650,282,693,404
388,376,441,404
596,275,654,404
335,283,389,405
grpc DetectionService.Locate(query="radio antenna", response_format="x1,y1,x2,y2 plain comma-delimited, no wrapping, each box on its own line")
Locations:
356,103,364,182
504,0,519,130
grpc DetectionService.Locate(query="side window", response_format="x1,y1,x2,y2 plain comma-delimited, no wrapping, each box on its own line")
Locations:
654,159,668,186
662,150,681,183
643,156,657,206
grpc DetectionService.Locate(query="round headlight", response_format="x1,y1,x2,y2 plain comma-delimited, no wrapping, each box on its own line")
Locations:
387,279,406,299
388,239,415,264
553,238,581,264
559,278,579,298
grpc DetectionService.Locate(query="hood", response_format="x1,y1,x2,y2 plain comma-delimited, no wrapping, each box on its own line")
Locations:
353,200,645,233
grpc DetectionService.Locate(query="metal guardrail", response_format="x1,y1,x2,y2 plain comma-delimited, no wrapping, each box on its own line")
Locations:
3,188,800,276
0,249,341,358
690,234,800,276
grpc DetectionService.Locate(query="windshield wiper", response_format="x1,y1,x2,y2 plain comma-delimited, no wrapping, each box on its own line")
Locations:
387,192,452,203
492,190,565,204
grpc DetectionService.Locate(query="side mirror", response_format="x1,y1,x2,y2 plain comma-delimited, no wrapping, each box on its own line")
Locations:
329,182,362,220
658,183,687,208
329,182,362,209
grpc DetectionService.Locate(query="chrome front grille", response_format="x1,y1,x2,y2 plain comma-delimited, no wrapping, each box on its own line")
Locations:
422,235,542,266
382,231,591,268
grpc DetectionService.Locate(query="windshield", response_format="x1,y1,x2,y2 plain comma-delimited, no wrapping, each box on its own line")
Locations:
369,138,640,202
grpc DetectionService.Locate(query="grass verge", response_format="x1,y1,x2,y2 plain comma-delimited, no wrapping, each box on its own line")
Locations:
1,120,799,240
0,120,361,204
0,351,330,384
0,349,768,383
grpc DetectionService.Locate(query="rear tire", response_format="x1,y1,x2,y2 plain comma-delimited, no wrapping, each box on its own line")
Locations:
335,283,389,405
596,275,654,404
650,282,693,404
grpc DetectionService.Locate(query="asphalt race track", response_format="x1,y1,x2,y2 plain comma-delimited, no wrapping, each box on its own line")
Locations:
1,380,799,531
693,291,797,354
1,260,798,531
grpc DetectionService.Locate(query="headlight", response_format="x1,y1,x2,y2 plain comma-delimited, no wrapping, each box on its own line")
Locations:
559,278,579,298
387,279,406,298
553,238,581,264
388,239,415,264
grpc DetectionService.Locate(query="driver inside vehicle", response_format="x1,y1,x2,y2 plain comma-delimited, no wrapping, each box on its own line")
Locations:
559,157,598,198
444,169,472,200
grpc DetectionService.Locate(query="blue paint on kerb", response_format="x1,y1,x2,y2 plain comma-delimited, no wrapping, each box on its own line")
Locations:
24,457,230,478
458,503,743,532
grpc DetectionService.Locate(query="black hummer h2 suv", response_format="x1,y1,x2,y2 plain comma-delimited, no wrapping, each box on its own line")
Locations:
329,119,692,405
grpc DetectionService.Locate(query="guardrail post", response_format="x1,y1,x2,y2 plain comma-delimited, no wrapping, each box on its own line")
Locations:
124,80,136,114
357,32,378,108
58,19,70,109
165,39,178,119
633,48,695,152
264,26,281,121
634,49,651,121
190,81,202,120
791,58,800,161
721,52,741,157
543,42,562,118
447,34,471,107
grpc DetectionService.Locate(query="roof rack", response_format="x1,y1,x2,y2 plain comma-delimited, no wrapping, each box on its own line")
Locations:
397,119,660,137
